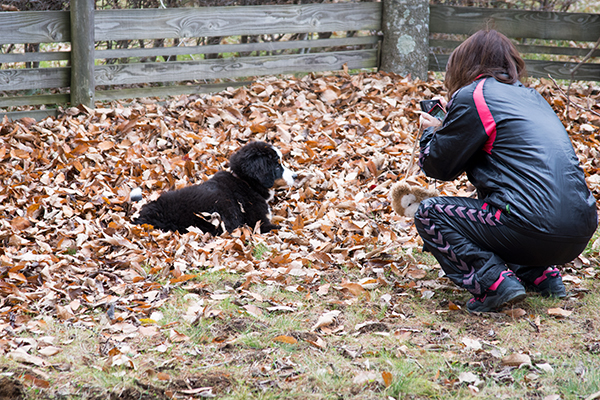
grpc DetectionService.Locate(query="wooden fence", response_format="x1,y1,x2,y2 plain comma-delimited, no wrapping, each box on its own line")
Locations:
428,6,600,79
0,0,598,120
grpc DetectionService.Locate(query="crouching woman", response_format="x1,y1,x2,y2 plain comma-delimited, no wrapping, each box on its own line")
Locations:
416,29,598,313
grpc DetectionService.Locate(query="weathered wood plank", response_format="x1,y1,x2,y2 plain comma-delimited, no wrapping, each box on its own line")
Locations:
0,51,70,64
0,49,377,90
428,54,600,81
525,59,600,81
0,67,70,91
430,5,600,42
0,3,380,45
95,3,382,41
517,44,600,58
430,39,600,57
0,36,379,64
95,49,377,85
0,93,69,108
96,36,381,60
96,81,251,101
0,109,59,121
0,11,69,45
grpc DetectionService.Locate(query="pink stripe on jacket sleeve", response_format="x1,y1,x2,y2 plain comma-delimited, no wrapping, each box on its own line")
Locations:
473,79,496,154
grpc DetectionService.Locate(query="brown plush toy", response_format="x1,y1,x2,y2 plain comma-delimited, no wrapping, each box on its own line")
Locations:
391,181,439,218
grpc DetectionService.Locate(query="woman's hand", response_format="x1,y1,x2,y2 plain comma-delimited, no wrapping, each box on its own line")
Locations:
418,96,446,129
434,96,448,108
419,112,442,129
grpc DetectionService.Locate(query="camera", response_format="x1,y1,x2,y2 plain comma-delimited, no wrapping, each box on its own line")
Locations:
419,99,446,121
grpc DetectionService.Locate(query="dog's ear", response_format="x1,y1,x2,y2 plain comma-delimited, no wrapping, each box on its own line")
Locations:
249,156,277,188
230,142,279,188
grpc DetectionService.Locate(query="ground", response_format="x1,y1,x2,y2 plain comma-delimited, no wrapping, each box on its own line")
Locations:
0,71,599,399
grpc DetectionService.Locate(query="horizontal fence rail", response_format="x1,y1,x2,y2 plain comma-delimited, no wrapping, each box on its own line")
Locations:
95,3,382,40
428,55,600,82
0,2,598,121
429,39,600,58
429,5,600,42
94,50,378,85
428,5,600,80
0,11,69,45
95,36,380,60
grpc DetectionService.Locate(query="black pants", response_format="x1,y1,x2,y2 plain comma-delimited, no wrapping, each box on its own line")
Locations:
414,196,588,295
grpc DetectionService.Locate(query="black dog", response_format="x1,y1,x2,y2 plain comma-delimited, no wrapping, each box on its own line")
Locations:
133,141,295,234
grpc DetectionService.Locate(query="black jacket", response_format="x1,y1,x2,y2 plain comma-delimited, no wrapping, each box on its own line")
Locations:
419,77,597,240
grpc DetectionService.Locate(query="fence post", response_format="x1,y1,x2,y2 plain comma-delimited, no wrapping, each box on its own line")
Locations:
70,0,95,108
380,0,429,80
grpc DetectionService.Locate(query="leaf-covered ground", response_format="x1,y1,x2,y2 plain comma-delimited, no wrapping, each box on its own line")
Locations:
1,72,599,399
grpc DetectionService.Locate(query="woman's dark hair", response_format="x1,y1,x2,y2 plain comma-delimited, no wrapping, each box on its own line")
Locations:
445,29,526,96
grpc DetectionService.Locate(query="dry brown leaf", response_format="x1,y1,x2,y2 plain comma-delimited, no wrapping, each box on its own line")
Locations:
406,267,427,280
98,141,115,150
243,304,263,317
320,89,338,103
305,336,327,350
8,350,46,367
353,371,379,385
382,371,393,387
547,308,572,317
56,305,75,321
10,216,31,231
157,372,171,381
311,310,341,332
22,374,50,388
340,282,367,297
584,391,600,400
501,308,527,318
38,346,62,357
170,274,197,284
273,335,298,345
501,353,531,367
169,329,189,343
316,283,330,296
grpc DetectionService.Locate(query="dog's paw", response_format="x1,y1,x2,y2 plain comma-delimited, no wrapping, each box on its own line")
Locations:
260,223,280,233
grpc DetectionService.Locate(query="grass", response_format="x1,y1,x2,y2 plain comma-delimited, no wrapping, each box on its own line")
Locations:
252,241,271,260
4,263,600,399
2,236,599,399
584,227,600,257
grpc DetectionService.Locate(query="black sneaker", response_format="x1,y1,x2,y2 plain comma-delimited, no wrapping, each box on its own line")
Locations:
527,267,567,298
467,270,527,313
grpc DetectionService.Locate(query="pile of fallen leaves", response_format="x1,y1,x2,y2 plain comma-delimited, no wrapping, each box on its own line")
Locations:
0,71,599,396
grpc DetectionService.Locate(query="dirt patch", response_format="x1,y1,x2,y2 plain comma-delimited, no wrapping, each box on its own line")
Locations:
355,321,390,334
211,317,269,339
110,387,167,400
464,319,503,338
87,385,169,400
171,372,234,395
0,377,25,400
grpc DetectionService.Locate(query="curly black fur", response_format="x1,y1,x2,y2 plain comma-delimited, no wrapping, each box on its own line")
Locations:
133,141,292,234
